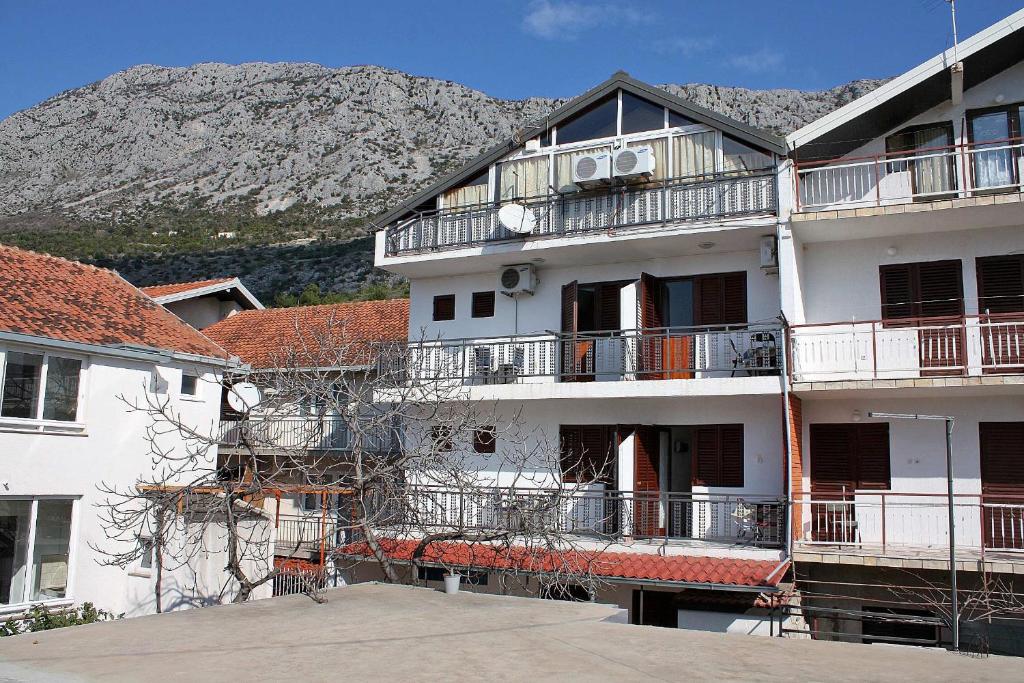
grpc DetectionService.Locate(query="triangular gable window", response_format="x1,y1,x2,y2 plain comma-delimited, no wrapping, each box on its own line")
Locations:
556,93,618,145
621,91,665,134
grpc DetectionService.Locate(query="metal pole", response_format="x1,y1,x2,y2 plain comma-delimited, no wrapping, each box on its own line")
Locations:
946,417,959,652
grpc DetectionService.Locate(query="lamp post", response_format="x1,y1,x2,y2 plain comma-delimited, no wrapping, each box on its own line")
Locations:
868,412,958,651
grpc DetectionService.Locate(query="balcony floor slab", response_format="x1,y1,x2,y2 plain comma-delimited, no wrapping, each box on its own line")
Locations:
459,375,784,401
794,543,1024,574
791,374,1024,398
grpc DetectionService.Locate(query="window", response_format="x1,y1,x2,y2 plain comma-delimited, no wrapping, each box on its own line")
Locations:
498,155,550,201
879,260,963,322
443,169,489,209
691,425,744,487
885,123,956,197
180,373,198,397
301,493,321,513
139,537,154,570
474,427,496,454
556,93,618,145
809,423,891,492
432,295,455,321
722,135,773,174
977,255,1024,315
668,110,697,128
430,426,453,453
471,291,495,318
1,352,82,422
620,92,665,135
559,425,615,482
968,105,1022,190
672,131,715,179
0,498,74,606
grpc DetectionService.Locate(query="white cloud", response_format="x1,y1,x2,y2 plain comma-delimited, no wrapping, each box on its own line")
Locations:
654,36,717,57
522,1,648,40
727,48,784,73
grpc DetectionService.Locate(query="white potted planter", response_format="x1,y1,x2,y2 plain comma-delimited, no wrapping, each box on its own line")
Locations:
443,572,462,595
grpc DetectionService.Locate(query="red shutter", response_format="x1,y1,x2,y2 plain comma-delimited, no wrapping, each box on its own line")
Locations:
977,256,1024,315
633,425,661,536
853,423,890,490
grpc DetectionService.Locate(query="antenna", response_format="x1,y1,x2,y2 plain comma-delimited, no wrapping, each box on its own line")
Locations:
948,0,959,63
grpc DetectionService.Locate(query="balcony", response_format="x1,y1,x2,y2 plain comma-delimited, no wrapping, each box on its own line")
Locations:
384,170,777,257
794,492,1024,563
393,324,782,394
218,417,399,453
794,137,1024,213
789,315,1024,386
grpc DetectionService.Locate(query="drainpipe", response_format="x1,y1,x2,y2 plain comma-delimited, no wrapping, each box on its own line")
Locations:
776,219,795,560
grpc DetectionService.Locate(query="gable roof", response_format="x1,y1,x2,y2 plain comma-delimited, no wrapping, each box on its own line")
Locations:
203,298,409,369
788,7,1024,160
142,276,264,310
373,71,786,229
0,245,230,360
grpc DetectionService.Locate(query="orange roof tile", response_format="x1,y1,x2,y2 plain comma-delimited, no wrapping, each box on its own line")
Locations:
141,277,237,299
337,539,786,588
204,299,409,369
0,245,229,359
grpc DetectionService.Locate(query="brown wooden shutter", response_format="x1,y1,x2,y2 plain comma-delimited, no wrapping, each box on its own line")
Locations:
879,264,917,322
638,273,662,330
917,260,963,317
561,282,580,382
474,427,496,454
691,426,719,486
598,284,622,330
559,425,582,480
722,273,748,325
809,424,855,493
719,424,744,487
432,294,456,321
980,422,1024,493
853,423,891,490
561,281,578,333
978,256,1024,315
694,272,747,326
580,425,612,482
633,426,660,493
471,291,495,318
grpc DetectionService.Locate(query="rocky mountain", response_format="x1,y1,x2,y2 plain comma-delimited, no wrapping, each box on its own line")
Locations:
0,63,886,299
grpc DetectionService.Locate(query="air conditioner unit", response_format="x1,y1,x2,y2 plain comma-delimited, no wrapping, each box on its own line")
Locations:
572,152,612,187
498,264,536,295
612,146,656,180
760,235,779,273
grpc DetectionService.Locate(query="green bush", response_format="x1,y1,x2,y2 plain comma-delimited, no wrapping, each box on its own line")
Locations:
0,602,122,637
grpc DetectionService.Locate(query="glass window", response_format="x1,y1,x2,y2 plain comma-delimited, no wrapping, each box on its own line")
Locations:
669,110,698,128
139,537,154,570
443,169,490,210
42,357,81,421
1,352,43,419
301,493,320,512
31,500,72,601
556,93,618,145
180,373,198,397
662,280,695,328
621,92,665,134
0,500,32,605
722,136,773,174
969,109,1019,189
673,131,716,179
498,156,550,201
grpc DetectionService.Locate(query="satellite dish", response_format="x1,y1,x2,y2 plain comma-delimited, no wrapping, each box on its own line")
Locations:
498,203,537,234
227,382,262,413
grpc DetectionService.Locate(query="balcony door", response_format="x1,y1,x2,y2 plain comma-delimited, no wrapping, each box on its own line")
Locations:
969,106,1021,192
809,423,890,544
980,422,1024,550
880,260,964,376
977,255,1024,374
561,280,625,382
884,123,956,199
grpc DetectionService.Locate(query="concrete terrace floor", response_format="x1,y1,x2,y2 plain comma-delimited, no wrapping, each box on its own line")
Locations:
0,583,1018,682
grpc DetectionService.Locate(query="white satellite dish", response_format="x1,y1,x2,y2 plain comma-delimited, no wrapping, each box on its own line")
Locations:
226,382,262,413
498,203,537,234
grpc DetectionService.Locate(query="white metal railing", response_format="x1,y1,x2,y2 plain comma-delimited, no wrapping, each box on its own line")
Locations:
385,170,777,255
795,138,1024,211
390,324,782,385
794,492,1024,553
789,315,1024,382
218,417,399,453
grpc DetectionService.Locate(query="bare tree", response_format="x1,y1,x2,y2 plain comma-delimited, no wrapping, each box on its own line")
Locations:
94,315,619,608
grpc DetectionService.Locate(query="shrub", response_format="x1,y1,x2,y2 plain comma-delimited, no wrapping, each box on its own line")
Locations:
0,602,122,637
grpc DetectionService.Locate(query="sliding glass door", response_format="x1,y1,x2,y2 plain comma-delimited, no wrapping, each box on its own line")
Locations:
970,108,1020,191
0,498,75,606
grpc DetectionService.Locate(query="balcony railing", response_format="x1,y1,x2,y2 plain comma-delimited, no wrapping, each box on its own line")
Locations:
795,137,1024,212
392,324,782,385
384,169,777,256
218,417,399,453
789,315,1024,382
795,491,1024,553
377,485,786,548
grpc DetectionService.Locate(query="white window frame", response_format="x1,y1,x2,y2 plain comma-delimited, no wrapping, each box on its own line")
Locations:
179,371,201,400
0,347,88,431
0,496,79,613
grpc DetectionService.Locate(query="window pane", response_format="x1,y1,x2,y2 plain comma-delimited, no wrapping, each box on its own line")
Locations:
31,500,73,601
673,132,716,178
970,111,1015,189
0,500,32,605
1,352,43,419
42,357,81,421
722,136,773,174
180,374,198,397
498,156,550,201
669,110,698,128
621,92,665,134
556,94,618,145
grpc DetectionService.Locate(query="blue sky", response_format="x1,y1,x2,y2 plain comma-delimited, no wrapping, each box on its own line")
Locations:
0,0,1021,119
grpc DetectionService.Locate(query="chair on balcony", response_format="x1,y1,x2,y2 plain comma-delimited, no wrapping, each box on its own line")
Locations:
730,331,779,377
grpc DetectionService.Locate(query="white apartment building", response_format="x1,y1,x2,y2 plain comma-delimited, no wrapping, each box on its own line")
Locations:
370,9,1024,644
0,247,266,618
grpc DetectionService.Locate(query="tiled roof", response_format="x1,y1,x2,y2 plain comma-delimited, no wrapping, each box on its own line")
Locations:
0,245,229,359
204,299,409,369
337,539,786,589
141,277,237,299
